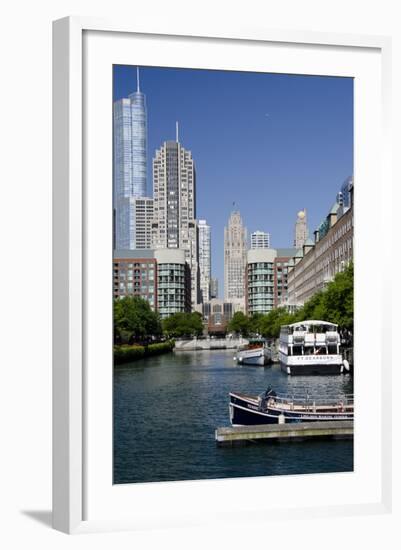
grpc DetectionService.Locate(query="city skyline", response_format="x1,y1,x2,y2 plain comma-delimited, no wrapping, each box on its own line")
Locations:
113,65,353,298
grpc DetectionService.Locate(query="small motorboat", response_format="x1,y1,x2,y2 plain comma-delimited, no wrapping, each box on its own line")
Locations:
235,339,272,366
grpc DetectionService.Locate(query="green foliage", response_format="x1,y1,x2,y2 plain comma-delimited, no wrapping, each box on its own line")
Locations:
320,263,353,329
228,311,250,337
114,296,162,344
162,312,204,338
113,345,146,364
294,291,326,323
248,313,264,336
294,262,354,330
114,340,175,365
259,308,295,339
146,341,175,356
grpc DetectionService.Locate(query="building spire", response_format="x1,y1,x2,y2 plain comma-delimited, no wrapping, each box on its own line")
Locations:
176,121,179,143
136,66,140,92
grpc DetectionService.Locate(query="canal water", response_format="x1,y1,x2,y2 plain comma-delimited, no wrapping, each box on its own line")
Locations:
114,350,353,484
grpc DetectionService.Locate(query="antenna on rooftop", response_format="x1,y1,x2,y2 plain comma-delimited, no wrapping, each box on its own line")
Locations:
136,66,140,92
176,121,179,143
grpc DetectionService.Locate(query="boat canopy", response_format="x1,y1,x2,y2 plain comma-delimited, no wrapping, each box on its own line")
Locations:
280,320,338,334
289,320,338,328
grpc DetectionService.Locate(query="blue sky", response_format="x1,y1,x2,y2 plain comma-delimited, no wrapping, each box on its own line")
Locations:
114,66,353,298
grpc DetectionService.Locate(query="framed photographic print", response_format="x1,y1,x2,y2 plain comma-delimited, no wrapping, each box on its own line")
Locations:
53,17,392,534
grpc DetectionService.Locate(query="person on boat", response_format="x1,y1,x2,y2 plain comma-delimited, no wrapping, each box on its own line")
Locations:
263,386,274,397
259,387,276,411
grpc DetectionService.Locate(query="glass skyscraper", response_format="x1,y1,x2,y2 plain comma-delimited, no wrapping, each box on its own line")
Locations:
113,68,147,249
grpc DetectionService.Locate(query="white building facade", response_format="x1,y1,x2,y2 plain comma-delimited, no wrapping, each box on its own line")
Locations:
198,220,211,303
251,230,270,249
132,197,154,249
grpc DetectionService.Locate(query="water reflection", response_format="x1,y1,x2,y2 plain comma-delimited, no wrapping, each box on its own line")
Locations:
114,350,353,484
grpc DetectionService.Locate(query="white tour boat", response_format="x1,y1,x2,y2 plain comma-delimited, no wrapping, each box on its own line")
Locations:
235,340,272,366
279,320,349,375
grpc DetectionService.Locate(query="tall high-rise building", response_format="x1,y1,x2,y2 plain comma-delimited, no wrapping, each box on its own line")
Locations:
294,208,309,249
246,248,277,315
251,230,270,249
210,277,218,299
113,68,147,249
198,220,211,303
132,197,154,249
224,211,247,301
245,247,297,314
154,249,192,318
151,135,200,307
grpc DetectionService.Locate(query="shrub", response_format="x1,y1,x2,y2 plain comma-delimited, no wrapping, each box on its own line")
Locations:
146,341,175,356
114,345,145,365
114,340,175,365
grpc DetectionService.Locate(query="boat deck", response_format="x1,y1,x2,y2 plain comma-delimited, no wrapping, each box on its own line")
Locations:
233,392,354,414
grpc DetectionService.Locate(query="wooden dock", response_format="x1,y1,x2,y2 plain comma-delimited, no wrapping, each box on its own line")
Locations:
215,420,353,446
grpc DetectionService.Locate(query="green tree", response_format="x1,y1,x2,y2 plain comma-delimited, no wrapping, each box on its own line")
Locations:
294,291,326,322
162,311,204,338
249,313,264,336
259,308,294,339
189,311,204,336
293,262,353,331
321,263,353,329
228,311,250,337
113,296,162,344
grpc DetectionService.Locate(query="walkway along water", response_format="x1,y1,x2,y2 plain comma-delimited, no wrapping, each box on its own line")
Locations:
174,337,248,351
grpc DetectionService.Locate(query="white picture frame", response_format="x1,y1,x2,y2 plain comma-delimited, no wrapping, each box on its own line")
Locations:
52,16,392,534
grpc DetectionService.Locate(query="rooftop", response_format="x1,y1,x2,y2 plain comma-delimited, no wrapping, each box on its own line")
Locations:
113,249,154,260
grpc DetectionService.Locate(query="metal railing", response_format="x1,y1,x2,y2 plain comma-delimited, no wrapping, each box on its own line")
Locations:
258,392,354,409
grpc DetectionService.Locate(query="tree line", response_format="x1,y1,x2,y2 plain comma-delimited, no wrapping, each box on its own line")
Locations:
114,296,203,343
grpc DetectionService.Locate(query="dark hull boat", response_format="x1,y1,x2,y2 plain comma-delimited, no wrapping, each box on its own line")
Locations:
229,388,353,426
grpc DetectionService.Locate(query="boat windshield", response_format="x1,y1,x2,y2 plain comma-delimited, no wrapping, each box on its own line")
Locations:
289,323,337,334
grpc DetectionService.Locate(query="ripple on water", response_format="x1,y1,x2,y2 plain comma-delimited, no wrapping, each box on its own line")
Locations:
113,350,353,484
